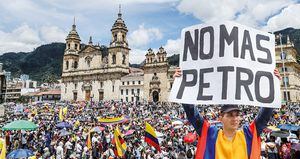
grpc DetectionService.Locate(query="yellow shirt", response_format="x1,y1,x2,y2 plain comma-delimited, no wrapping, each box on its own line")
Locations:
215,129,248,159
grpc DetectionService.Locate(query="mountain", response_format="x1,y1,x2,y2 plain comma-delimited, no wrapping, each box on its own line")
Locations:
0,43,65,82
0,28,299,82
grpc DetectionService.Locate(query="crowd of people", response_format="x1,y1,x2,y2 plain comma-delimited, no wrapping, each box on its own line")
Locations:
0,100,299,159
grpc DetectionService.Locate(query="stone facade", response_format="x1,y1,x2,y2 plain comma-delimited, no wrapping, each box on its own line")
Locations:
275,36,300,103
143,48,175,103
61,9,176,103
61,9,130,102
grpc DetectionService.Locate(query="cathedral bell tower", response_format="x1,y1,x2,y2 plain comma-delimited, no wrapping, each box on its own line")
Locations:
108,5,130,68
63,18,81,72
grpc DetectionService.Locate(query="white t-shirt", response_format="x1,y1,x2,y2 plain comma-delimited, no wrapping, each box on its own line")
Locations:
56,146,64,159
65,141,73,150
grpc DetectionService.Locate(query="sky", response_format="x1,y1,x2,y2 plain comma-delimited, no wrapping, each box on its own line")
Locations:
0,0,300,64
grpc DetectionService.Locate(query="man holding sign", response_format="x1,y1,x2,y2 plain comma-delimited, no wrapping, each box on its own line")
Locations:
170,21,282,159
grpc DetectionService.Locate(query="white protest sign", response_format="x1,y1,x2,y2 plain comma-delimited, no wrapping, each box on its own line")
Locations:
169,21,281,108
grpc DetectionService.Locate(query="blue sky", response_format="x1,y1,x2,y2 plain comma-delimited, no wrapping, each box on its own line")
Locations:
0,0,300,63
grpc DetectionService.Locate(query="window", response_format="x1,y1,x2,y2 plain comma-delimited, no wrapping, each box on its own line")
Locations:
121,89,123,95
112,54,116,64
281,67,288,72
85,56,92,67
112,85,114,92
131,89,134,95
126,97,128,102
75,44,78,50
75,83,77,89
66,61,69,70
126,89,128,95
283,91,291,101
170,82,173,89
133,81,135,85
87,60,90,67
114,34,117,41
73,92,77,101
138,81,141,84
127,81,130,85
122,82,124,85
137,89,140,94
280,52,287,60
122,54,126,64
74,61,78,69
283,77,289,86
131,97,134,102
29,82,34,88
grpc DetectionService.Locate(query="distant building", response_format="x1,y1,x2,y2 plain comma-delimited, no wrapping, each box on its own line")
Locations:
119,68,144,103
5,80,23,102
0,63,6,103
20,74,29,81
4,71,11,82
5,78,38,103
275,35,300,103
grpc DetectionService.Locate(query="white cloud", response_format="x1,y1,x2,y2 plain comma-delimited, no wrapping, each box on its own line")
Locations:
40,26,67,43
0,24,68,54
263,4,300,32
128,24,163,48
163,38,182,55
0,24,41,53
176,0,297,30
129,48,147,64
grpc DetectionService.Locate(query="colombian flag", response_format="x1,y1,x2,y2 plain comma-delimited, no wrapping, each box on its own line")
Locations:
86,131,92,149
145,122,161,152
59,107,64,121
114,127,127,157
0,138,6,159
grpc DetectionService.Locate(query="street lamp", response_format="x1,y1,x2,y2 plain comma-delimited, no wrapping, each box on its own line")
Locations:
279,34,289,104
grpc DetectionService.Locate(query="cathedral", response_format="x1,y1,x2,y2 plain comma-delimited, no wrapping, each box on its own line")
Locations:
61,8,175,103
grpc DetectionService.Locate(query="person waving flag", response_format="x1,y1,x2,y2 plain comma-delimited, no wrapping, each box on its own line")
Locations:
114,127,127,157
145,122,161,152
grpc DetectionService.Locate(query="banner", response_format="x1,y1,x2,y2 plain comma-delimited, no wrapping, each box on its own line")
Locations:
169,21,281,108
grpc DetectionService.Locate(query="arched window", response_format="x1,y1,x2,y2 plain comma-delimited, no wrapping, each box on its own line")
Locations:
68,44,70,49
85,56,92,68
114,34,117,41
112,54,116,64
66,61,69,70
122,54,126,64
87,60,90,67
74,61,78,69
75,44,78,50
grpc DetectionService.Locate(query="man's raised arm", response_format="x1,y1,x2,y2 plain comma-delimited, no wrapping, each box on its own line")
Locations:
173,67,205,135
254,68,281,135
182,104,205,135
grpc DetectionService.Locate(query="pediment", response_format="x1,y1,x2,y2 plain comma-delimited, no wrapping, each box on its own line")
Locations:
79,45,99,54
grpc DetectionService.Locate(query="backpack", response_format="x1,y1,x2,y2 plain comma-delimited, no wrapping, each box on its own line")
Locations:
187,148,194,158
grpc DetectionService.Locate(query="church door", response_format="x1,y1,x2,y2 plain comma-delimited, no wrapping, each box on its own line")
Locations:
85,90,91,101
99,92,104,101
152,91,159,102
73,92,77,101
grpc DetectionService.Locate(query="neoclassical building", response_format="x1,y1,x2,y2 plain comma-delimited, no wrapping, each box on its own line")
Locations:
61,9,175,103
275,36,300,103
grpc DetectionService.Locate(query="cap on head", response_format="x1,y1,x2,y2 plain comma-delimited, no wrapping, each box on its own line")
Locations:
220,105,240,113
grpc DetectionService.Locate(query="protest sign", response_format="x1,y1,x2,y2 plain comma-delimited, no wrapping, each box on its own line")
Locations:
169,21,281,108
